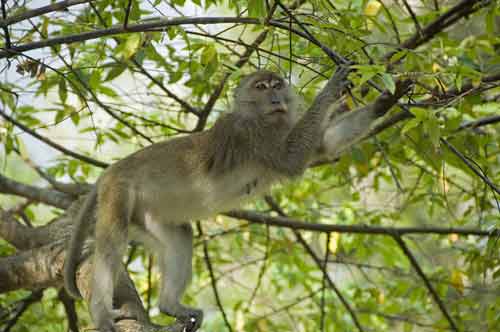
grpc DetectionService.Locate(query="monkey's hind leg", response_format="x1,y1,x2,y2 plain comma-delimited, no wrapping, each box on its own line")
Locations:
157,223,203,332
91,187,133,332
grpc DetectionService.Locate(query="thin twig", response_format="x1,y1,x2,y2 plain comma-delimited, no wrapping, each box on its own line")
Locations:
457,114,500,131
392,235,460,332
87,4,199,116
246,224,270,309
401,0,423,37
320,232,330,332
29,20,154,144
376,0,400,44
0,290,44,332
1,0,11,48
124,0,132,29
0,108,108,168
385,0,487,60
441,138,500,195
0,0,92,28
196,222,234,332
194,3,279,131
275,0,348,65
264,197,366,332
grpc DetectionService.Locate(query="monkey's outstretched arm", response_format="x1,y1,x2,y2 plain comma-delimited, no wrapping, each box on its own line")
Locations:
320,78,413,160
277,66,351,176
64,186,97,299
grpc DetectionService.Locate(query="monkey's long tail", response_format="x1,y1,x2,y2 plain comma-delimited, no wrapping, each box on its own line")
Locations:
63,185,98,299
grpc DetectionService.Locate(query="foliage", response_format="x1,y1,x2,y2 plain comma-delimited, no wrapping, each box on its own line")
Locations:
1,1,500,332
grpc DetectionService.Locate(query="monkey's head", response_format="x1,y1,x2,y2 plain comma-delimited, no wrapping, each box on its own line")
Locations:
234,70,299,128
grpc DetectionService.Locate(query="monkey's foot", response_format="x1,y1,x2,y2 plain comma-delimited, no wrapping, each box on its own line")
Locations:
176,308,203,332
93,309,121,332
160,303,203,332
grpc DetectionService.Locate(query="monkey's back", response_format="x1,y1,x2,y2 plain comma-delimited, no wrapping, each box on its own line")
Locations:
97,131,278,228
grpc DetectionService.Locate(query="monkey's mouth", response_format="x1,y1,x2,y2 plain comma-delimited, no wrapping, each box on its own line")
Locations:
268,108,288,115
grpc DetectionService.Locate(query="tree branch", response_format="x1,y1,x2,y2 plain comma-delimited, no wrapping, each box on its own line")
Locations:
196,222,233,332
0,0,11,49
0,0,92,28
441,138,500,195
392,235,459,332
0,172,73,209
0,108,108,168
194,3,279,131
385,0,488,60
265,197,366,332
225,210,500,237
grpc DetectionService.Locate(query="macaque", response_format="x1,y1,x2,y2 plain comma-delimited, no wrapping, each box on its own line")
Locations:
64,68,349,332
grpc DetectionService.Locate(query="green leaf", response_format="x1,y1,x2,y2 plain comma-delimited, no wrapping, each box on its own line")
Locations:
248,0,266,18
401,118,421,135
54,109,66,124
66,105,79,126
389,50,407,63
424,119,441,148
58,79,67,103
351,64,385,85
167,26,178,40
380,73,396,94
89,70,101,90
98,86,118,97
200,44,217,66
105,65,127,81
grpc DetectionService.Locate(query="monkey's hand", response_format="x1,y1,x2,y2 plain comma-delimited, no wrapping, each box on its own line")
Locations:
332,65,352,91
160,304,203,332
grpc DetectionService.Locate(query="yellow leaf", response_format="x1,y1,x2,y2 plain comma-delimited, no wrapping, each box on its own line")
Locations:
472,77,482,88
432,63,442,72
122,34,141,59
257,319,268,330
377,290,385,304
451,270,466,295
328,232,340,254
364,1,382,16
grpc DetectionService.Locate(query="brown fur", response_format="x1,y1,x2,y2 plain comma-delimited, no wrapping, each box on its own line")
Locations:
64,69,339,332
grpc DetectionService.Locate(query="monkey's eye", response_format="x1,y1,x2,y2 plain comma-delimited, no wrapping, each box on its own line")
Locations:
255,81,269,90
272,80,283,89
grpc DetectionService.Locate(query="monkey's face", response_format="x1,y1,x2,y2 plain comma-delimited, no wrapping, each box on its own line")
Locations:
236,71,297,128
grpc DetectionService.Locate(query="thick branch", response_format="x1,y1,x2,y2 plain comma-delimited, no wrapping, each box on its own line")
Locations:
0,219,182,332
0,173,73,209
0,243,66,292
0,17,262,58
0,208,67,250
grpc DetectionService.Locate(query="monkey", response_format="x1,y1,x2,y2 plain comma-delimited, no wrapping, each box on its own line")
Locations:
64,68,349,332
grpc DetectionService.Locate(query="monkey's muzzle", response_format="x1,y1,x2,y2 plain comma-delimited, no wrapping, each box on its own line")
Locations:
268,106,288,115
